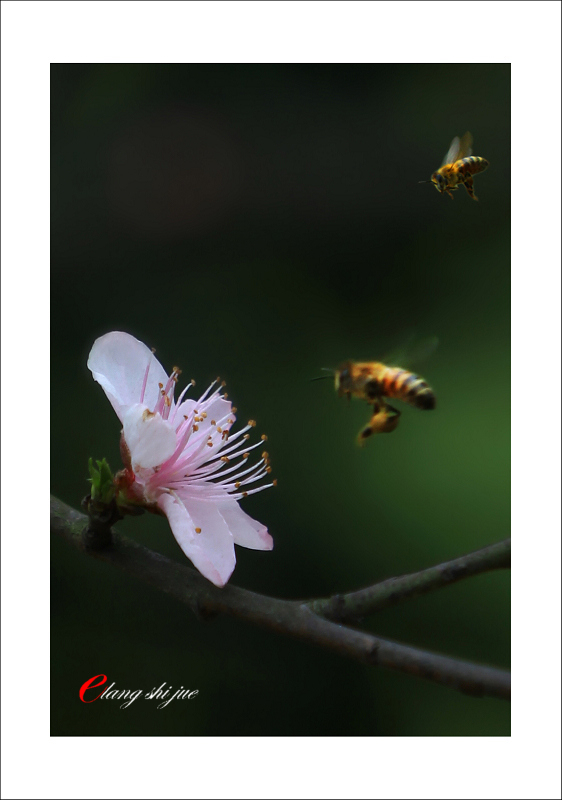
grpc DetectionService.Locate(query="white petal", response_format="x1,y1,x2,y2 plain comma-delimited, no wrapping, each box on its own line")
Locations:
218,501,273,550
173,398,233,441
158,493,235,587
88,331,169,422
172,398,197,428
123,404,177,469
199,397,233,423
178,396,232,430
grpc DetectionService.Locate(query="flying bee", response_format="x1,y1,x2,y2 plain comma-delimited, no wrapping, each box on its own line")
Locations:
420,132,489,200
336,362,436,443
313,338,437,445
335,360,436,444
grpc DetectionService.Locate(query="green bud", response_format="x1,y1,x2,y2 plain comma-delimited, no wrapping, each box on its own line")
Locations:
87,457,115,504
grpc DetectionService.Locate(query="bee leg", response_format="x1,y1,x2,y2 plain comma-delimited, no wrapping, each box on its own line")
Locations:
384,403,401,419
380,403,401,430
364,380,382,404
357,423,375,445
463,177,478,201
357,403,400,445
357,400,381,444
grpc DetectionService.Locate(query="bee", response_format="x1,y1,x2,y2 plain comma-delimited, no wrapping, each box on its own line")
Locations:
335,357,436,444
421,132,489,200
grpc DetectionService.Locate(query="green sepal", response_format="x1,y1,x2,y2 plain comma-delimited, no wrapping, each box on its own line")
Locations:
87,457,116,504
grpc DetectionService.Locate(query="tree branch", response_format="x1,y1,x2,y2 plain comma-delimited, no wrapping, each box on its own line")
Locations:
51,495,510,701
307,539,510,621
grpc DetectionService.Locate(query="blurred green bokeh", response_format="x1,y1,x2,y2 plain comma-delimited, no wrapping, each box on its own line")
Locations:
51,63,510,736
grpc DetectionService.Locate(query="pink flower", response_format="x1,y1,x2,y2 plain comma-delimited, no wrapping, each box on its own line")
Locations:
87,331,274,587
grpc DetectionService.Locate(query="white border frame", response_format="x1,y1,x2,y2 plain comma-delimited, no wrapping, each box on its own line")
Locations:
2,2,561,799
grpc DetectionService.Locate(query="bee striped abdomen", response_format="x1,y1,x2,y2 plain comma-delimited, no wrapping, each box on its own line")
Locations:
382,368,436,410
457,156,489,176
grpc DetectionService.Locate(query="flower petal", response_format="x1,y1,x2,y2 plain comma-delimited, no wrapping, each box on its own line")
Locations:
175,396,233,434
158,493,236,587
218,501,273,550
123,404,177,469
88,331,168,422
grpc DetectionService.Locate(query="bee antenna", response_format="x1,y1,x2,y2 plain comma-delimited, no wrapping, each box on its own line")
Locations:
310,368,335,382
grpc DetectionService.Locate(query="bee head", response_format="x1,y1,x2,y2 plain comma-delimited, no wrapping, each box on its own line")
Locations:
335,363,353,396
431,172,446,193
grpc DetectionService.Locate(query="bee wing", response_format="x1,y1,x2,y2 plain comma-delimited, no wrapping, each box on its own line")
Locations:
441,132,473,166
406,335,439,366
456,131,473,160
447,131,472,164
382,335,439,369
441,136,461,166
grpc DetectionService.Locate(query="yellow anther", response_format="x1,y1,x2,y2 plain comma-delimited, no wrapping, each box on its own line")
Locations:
221,456,229,463
273,479,278,487
232,407,237,413
201,412,207,418
195,527,202,534
191,379,196,386
261,434,268,441
243,434,250,440
261,451,269,459
211,419,216,425
235,481,241,488
243,452,250,459
193,424,199,431
224,393,228,399
228,419,234,425
158,382,164,389
221,380,226,387
248,419,256,427
216,426,222,433
207,441,213,447
266,466,272,473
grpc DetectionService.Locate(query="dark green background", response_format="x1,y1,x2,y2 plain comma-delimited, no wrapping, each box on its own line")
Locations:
51,63,510,736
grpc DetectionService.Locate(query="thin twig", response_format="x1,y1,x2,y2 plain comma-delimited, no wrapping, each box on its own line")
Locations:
51,495,511,701
307,539,510,621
